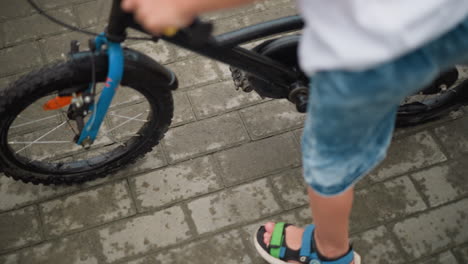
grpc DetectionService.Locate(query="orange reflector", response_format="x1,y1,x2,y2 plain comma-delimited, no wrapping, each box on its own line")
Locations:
43,96,73,111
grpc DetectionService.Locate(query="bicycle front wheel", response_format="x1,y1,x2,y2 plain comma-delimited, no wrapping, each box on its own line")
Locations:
0,57,174,185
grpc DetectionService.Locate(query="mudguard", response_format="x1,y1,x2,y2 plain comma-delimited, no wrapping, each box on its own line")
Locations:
69,47,178,90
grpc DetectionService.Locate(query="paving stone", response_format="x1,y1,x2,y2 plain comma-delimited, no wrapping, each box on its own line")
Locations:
239,5,298,27
214,133,301,186
351,226,405,264
128,41,173,65
263,0,297,8
0,43,42,76
188,178,281,235
187,80,262,119
203,2,267,21
171,91,196,126
166,57,219,90
270,167,308,210
40,180,135,236
3,8,78,45
0,230,102,264
0,174,78,212
212,16,244,35
351,176,427,233
0,206,42,251
112,145,166,178
162,112,249,163
369,131,447,182
392,198,468,260
454,245,468,263
0,0,36,21
130,156,223,211
240,99,305,139
75,0,111,28
215,61,233,80
98,205,191,263
411,160,468,207
40,31,91,63
36,0,90,9
414,251,458,264
434,118,468,158
126,229,252,264
0,74,22,91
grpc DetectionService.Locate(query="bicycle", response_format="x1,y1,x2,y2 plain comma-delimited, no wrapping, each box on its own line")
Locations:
0,0,467,185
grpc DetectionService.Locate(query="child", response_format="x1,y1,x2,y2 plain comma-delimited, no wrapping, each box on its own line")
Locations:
122,0,468,263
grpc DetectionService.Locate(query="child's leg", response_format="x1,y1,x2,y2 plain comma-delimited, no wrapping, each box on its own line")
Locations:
309,186,353,259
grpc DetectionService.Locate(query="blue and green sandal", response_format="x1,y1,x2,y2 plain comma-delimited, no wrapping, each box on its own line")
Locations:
254,223,361,264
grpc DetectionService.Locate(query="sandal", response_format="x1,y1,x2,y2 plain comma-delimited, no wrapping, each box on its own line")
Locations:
254,222,361,264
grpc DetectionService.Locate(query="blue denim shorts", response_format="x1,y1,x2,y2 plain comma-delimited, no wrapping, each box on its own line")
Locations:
302,16,468,196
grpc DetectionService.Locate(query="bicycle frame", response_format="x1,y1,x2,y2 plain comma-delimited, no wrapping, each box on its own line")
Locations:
76,0,304,146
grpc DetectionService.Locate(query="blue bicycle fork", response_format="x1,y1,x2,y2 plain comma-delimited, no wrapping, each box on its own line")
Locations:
76,33,124,147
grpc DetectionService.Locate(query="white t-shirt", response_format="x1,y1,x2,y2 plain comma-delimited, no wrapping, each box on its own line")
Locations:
297,0,468,74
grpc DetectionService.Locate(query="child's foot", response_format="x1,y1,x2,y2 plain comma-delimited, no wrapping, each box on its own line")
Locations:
256,222,359,264
263,222,304,263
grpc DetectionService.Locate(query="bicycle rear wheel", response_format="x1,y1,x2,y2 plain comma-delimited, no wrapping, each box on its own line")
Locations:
0,56,174,185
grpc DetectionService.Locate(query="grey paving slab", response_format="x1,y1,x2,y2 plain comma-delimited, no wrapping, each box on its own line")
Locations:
369,131,447,182
0,24,4,49
239,4,298,26
36,0,91,9
0,174,78,212
411,159,468,207
187,80,263,119
107,145,166,182
97,205,192,263
392,198,468,260
0,0,36,21
414,251,459,264
351,226,405,264
0,42,42,77
203,2,267,21
0,74,21,91
270,167,308,210
40,180,136,237
162,112,249,163
240,99,305,139
129,41,173,65
171,91,196,126
0,206,42,252
212,16,244,35
264,0,296,8
454,245,468,263
40,30,91,63
129,156,223,212
214,132,301,186
166,56,220,90
433,117,468,158
125,229,252,264
351,176,427,233
187,178,282,235
3,8,78,46
75,0,111,28
0,230,102,264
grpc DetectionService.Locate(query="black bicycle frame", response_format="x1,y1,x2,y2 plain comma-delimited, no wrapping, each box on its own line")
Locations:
106,0,304,90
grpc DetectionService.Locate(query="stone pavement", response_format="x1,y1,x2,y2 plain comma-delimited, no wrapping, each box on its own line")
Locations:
1,0,468,263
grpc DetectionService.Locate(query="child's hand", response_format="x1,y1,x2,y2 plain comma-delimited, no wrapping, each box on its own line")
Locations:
121,0,195,35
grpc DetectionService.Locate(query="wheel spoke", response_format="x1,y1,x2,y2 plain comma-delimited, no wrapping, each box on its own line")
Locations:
10,114,60,129
14,121,68,154
9,141,73,144
108,113,148,122
103,112,145,135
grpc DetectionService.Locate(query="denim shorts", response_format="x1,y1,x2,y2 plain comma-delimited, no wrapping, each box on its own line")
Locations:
301,16,468,196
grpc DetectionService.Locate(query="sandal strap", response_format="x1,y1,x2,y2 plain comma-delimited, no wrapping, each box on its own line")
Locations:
299,224,355,264
269,222,286,258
